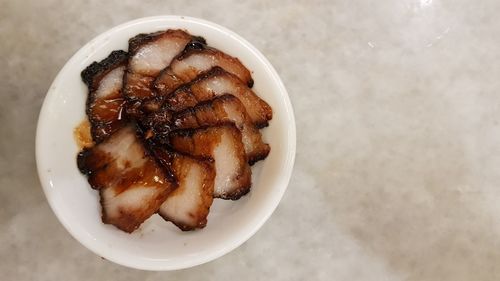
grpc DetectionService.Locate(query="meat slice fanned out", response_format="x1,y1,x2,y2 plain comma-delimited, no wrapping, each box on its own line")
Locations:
169,124,252,200
123,30,196,117
77,125,176,233
76,29,274,233
128,30,199,77
154,45,253,97
153,149,215,231
81,50,128,142
164,67,272,128
174,95,270,164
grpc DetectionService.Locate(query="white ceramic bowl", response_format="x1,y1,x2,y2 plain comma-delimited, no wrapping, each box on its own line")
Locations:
36,16,295,271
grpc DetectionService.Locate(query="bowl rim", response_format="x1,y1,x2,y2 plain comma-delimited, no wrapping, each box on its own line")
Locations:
36,15,296,270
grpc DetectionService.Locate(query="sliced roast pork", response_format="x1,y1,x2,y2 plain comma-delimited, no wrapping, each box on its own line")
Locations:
164,67,272,127
77,125,176,232
154,44,253,97
81,50,128,142
173,94,270,164
153,148,215,231
123,30,197,117
169,124,251,200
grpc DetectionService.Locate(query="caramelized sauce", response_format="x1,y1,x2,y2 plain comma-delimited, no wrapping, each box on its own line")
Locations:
90,99,125,121
74,119,94,149
112,160,171,195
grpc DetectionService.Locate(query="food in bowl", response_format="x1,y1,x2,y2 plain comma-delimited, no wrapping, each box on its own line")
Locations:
76,29,273,233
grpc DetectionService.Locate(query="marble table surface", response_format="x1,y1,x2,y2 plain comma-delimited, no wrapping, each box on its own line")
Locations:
3,0,500,280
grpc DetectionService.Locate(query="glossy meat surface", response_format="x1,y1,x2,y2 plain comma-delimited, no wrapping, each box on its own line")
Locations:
81,50,128,142
154,46,253,97
169,124,251,200
77,125,175,232
165,67,272,127
123,30,195,119
173,95,270,164
154,149,215,230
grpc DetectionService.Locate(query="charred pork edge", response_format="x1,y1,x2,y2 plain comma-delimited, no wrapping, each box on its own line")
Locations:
76,122,177,186
248,145,271,165
81,50,128,89
167,121,237,139
76,149,93,176
173,93,236,118
128,31,165,55
128,30,205,56
216,184,251,200
134,123,178,185
170,43,254,88
150,66,231,112
122,31,206,119
80,50,129,143
172,94,270,164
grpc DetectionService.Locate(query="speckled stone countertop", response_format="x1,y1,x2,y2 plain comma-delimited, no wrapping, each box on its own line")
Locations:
3,0,500,280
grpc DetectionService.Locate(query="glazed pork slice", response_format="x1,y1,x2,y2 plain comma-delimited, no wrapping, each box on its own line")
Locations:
169,124,252,200
123,30,196,116
81,50,128,142
174,95,270,164
164,67,272,128
154,44,253,97
153,148,215,231
77,125,175,233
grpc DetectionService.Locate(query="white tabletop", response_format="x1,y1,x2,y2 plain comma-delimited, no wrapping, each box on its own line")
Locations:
2,0,500,280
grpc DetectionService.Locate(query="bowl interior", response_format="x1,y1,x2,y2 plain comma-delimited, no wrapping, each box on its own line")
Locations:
36,16,295,270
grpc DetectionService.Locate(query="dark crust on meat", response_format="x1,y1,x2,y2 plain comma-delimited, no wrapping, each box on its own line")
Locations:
153,46,254,97
173,47,253,88
140,108,175,144
161,66,269,128
137,126,177,183
157,67,228,111
248,147,270,165
76,123,176,185
81,50,129,143
128,31,164,55
123,30,205,121
247,77,254,88
221,183,251,200
77,149,93,176
184,66,227,86
81,50,128,90
76,122,117,180
77,124,177,232
77,30,273,232
173,92,234,116
172,94,270,164
150,143,214,170
128,30,205,56
179,36,207,55
176,38,209,60
168,122,239,147
164,220,200,231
